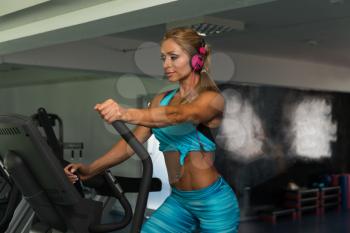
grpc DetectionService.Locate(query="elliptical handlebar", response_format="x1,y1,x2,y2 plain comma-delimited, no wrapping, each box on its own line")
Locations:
89,121,153,233
111,121,153,233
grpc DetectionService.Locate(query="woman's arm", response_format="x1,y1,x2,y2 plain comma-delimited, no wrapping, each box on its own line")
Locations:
88,94,166,174
96,91,224,128
86,125,152,176
64,125,152,181
64,94,164,182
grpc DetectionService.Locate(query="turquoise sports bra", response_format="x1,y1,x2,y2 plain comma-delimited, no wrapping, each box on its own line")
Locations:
151,89,216,165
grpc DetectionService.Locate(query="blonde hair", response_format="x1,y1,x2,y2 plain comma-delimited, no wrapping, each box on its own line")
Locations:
162,27,220,103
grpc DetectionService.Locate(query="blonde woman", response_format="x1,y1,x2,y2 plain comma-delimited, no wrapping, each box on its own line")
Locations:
65,27,240,232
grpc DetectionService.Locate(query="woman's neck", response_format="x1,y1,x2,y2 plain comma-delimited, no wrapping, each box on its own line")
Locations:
178,72,200,98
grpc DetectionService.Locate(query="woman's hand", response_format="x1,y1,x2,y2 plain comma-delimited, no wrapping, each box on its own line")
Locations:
95,99,127,123
64,163,93,183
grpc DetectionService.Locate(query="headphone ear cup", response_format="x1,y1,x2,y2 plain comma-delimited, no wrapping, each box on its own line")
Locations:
191,54,204,72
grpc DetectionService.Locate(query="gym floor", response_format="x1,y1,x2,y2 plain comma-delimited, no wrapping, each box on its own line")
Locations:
239,210,349,233
105,209,349,233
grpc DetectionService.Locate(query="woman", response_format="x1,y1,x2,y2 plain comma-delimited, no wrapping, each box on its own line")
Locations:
64,27,240,232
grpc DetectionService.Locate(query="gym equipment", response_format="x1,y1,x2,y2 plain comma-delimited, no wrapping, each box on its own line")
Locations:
0,114,153,233
259,208,296,224
339,174,350,210
31,107,161,195
32,107,64,162
285,188,320,219
32,108,86,197
0,166,21,232
319,186,341,214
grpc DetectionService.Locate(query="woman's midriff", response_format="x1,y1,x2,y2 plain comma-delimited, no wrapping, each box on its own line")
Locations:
163,151,220,191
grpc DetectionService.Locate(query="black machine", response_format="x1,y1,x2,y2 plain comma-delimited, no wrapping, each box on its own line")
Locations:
0,166,21,232
31,107,161,195
32,108,64,162
0,114,154,233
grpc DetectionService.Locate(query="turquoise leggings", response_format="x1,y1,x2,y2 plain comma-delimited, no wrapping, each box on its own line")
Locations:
141,177,240,233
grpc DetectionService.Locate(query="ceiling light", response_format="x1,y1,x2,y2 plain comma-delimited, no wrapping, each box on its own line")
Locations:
167,16,244,36
329,0,344,4
306,39,319,47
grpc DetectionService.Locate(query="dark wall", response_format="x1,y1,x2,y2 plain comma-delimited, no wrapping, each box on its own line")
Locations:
215,83,350,209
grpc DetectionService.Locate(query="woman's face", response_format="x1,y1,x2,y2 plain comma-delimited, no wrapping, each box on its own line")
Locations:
160,39,192,82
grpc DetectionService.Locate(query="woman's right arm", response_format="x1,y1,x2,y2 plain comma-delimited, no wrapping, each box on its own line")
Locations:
64,93,164,183
64,125,152,183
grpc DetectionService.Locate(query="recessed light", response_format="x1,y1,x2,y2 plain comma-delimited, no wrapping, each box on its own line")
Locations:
329,0,344,4
306,39,319,47
167,16,244,36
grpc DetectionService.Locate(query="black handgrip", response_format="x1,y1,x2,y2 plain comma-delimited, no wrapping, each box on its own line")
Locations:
88,121,153,233
111,122,149,161
88,171,132,233
111,121,152,233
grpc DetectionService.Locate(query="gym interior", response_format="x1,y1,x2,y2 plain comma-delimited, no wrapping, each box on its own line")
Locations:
0,0,350,232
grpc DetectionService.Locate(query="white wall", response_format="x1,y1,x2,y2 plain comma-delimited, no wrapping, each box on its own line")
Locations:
5,35,350,93
0,72,178,210
230,52,350,92
0,74,176,176
3,36,142,75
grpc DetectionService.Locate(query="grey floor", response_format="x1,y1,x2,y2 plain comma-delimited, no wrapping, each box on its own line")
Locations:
103,209,350,233
239,210,350,233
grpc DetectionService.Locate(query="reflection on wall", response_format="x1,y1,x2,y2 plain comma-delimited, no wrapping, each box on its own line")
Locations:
216,89,264,163
214,84,348,212
285,97,337,159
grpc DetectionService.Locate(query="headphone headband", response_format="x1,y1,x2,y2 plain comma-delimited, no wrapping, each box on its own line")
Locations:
191,38,207,72
198,38,206,55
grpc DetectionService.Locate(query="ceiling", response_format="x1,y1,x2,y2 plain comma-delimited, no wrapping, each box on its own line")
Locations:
0,64,113,88
114,0,350,67
0,0,273,55
0,0,50,17
1,0,350,88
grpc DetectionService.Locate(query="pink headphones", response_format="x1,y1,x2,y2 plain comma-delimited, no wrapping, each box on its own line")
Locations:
190,39,207,72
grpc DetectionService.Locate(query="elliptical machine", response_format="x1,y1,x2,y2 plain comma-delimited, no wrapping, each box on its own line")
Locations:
0,114,153,233
30,107,161,196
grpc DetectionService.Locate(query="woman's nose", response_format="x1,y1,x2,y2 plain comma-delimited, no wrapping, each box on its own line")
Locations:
163,57,171,69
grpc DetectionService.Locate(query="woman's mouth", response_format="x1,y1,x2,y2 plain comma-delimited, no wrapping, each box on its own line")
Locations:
166,71,175,77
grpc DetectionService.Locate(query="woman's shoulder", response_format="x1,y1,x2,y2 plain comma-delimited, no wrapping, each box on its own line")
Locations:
149,89,176,108
197,90,224,103
196,90,225,114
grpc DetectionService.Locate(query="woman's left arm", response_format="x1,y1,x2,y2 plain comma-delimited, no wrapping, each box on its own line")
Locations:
95,91,224,127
